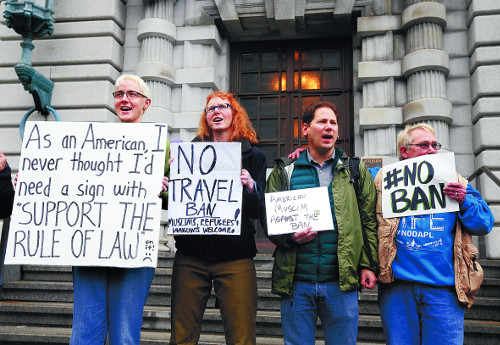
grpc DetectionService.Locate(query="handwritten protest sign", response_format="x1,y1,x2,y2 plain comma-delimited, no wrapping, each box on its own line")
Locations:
265,187,334,235
5,121,167,268
382,152,459,218
167,142,242,235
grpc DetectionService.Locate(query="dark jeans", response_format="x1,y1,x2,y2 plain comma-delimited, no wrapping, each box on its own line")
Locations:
0,218,10,287
170,251,257,345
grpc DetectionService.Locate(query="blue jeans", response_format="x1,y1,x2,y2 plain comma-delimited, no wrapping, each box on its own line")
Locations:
280,281,358,345
378,280,465,345
70,266,155,345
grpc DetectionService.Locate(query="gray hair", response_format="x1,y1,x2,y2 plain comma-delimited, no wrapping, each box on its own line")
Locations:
396,123,435,160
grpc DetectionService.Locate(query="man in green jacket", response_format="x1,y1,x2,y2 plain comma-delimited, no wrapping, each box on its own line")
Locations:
265,101,378,345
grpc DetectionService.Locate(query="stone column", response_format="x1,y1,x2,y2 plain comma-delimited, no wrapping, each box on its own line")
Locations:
468,0,500,258
136,0,176,119
357,11,402,161
135,0,177,252
401,1,451,148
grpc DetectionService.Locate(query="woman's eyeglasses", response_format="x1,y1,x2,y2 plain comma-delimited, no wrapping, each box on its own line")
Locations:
204,103,232,114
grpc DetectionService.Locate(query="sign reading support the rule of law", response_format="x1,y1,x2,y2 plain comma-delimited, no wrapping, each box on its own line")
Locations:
5,121,167,268
381,152,459,218
167,142,243,235
265,187,334,235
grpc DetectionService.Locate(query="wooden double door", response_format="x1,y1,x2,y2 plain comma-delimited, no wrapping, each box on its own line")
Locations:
231,38,354,253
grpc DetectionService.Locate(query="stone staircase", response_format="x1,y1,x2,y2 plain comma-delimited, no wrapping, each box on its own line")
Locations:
0,253,499,345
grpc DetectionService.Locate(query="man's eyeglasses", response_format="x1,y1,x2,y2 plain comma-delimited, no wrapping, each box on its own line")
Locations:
113,91,148,99
408,142,442,150
205,103,233,114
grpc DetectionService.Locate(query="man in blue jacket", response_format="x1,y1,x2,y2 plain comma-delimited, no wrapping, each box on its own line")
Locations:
375,123,494,345
266,101,378,345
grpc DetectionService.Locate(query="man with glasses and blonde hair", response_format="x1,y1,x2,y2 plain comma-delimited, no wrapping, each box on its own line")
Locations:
395,123,441,160
70,74,157,345
374,123,494,345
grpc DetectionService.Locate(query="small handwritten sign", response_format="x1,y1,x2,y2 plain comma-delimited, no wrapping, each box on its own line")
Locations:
5,121,167,268
167,142,242,235
382,152,459,218
265,187,334,235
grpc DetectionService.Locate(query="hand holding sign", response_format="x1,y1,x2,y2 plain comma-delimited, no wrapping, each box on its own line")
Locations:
167,142,243,235
290,226,317,244
6,121,167,268
443,182,466,205
265,187,334,235
381,152,459,218
0,149,7,171
240,169,254,193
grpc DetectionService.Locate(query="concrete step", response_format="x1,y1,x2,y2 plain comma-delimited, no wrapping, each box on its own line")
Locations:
0,281,380,317
16,254,496,278
476,277,500,298
0,301,384,336
3,279,499,321
2,256,499,345
0,302,387,344
1,317,498,345
479,259,500,278
0,325,300,345
21,266,275,289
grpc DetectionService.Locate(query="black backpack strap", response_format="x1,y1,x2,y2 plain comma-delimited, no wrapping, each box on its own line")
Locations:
349,157,377,271
349,157,361,198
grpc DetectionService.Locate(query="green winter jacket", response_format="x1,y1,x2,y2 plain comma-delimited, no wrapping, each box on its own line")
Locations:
265,149,378,295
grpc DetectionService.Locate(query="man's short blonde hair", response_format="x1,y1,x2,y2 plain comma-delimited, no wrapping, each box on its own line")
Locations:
396,123,435,160
115,74,150,98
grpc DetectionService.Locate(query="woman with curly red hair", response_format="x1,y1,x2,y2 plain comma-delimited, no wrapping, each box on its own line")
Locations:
169,91,267,345
196,91,259,144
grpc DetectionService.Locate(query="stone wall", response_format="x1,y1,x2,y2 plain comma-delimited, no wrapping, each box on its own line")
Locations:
0,0,127,168
467,0,500,258
0,0,497,256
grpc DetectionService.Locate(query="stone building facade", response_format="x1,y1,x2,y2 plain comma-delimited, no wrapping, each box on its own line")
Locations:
0,0,498,257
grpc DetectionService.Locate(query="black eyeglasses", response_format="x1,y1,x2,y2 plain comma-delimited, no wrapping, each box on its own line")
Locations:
113,91,148,99
408,142,442,150
204,103,233,114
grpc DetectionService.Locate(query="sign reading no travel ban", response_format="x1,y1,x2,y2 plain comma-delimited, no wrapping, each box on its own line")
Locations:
167,142,243,235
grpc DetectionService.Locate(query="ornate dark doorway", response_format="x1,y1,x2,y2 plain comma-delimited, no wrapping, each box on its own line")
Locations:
231,38,353,253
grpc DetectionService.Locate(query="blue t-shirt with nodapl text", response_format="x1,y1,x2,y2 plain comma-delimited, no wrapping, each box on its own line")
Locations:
392,212,456,286
392,183,495,286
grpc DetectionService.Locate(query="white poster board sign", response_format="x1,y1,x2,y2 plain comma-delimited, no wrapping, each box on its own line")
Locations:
382,152,459,218
265,187,334,235
6,121,167,268
167,142,243,235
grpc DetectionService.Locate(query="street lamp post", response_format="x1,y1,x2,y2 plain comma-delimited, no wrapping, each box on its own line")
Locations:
3,0,55,117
